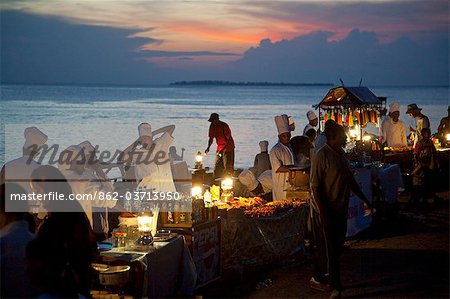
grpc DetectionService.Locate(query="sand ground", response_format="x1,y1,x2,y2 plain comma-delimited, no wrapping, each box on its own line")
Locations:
198,190,449,298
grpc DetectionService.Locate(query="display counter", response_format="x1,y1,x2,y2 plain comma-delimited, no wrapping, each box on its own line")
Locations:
97,236,196,298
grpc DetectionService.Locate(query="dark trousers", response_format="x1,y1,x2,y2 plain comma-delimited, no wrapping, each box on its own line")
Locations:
213,149,235,179
310,207,347,290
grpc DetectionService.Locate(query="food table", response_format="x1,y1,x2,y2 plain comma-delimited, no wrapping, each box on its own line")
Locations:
347,167,373,237
98,236,196,298
382,146,415,173
217,198,310,273
346,162,404,237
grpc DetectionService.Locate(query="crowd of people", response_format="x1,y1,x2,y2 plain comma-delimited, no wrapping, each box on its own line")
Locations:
1,103,447,298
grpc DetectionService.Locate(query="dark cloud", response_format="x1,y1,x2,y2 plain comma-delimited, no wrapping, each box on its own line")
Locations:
232,0,449,41
226,28,449,85
1,8,448,86
0,10,236,85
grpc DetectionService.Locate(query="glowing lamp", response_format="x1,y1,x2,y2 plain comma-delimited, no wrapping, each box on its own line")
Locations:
349,129,358,138
362,135,372,142
194,151,203,169
195,151,203,163
221,178,234,191
446,133,450,141
191,186,203,198
136,212,154,246
137,214,154,232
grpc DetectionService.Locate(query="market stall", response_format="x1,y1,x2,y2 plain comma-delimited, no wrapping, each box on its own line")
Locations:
314,87,406,236
314,86,386,142
217,197,310,273
94,235,196,298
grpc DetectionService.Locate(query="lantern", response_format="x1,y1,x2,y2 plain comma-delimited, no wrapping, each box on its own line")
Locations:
195,151,203,169
136,212,154,246
191,186,203,199
362,134,372,142
137,214,153,232
220,177,234,202
221,177,233,191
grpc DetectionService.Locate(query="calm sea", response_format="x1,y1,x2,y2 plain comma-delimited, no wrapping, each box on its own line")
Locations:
1,84,449,169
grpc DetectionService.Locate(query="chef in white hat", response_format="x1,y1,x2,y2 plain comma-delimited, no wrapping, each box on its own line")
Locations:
269,116,295,201
303,111,318,135
58,145,115,239
253,140,271,177
0,127,48,194
381,103,407,147
119,122,176,193
238,168,273,196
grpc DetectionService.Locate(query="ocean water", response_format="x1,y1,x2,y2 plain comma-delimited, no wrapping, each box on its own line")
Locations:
1,84,449,170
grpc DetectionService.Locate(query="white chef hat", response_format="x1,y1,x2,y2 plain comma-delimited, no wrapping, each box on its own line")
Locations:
23,127,48,150
238,169,259,191
259,140,269,152
275,115,290,135
307,111,317,121
389,103,400,113
58,145,85,171
288,116,295,126
138,123,152,138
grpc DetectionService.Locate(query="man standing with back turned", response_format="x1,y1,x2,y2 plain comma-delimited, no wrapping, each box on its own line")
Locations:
310,123,373,298
205,113,235,179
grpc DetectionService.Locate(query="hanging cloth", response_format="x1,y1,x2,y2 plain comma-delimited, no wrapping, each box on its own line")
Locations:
364,110,370,125
349,110,354,127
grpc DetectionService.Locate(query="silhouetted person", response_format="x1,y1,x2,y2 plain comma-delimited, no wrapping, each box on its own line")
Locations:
310,123,373,297
437,106,450,145
290,135,313,168
411,128,438,205
29,165,98,297
305,128,317,144
1,183,37,298
406,103,430,146
205,113,235,179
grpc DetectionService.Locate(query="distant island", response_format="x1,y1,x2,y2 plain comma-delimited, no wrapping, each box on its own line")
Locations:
170,80,333,87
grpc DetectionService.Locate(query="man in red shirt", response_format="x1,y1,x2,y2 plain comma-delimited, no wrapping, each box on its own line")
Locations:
205,113,235,179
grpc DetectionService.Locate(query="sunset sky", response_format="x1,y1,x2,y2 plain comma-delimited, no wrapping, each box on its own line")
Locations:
1,0,448,85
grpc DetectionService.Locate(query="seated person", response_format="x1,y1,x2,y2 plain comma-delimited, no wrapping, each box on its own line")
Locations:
238,168,272,198
253,140,271,177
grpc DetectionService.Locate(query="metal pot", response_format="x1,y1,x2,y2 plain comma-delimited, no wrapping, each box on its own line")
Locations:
98,265,130,287
288,168,310,190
